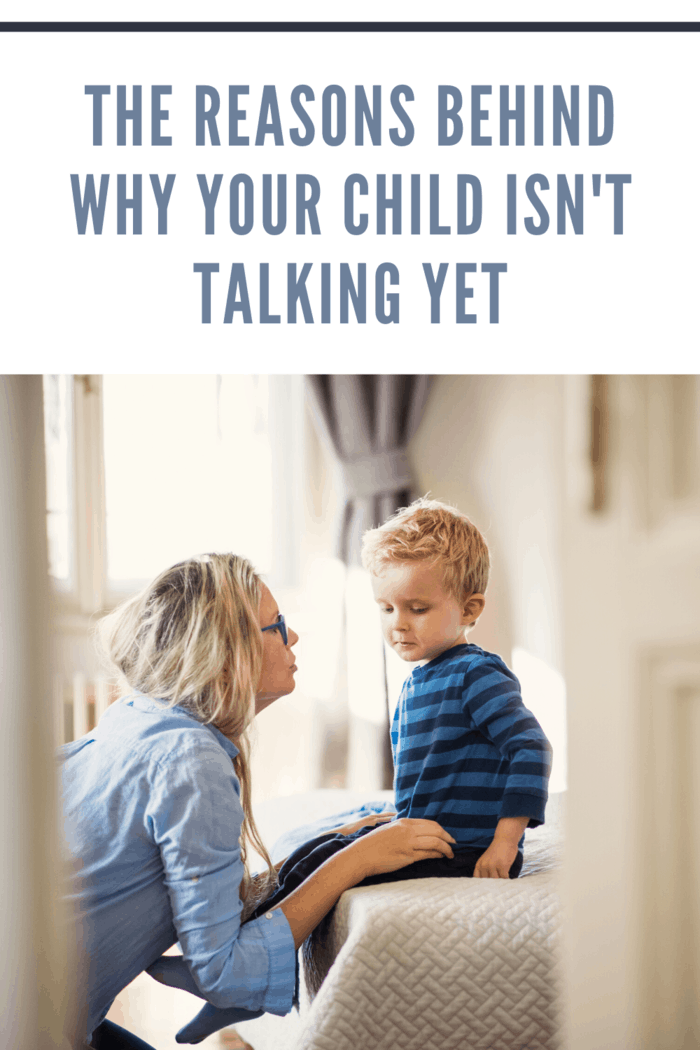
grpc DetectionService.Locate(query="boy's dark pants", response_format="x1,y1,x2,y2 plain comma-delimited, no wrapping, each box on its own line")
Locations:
248,824,523,923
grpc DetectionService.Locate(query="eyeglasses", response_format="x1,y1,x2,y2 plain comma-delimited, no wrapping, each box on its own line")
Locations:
261,613,288,646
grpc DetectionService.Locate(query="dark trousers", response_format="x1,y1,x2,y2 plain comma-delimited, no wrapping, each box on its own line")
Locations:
90,1020,157,1050
361,843,523,884
248,824,523,922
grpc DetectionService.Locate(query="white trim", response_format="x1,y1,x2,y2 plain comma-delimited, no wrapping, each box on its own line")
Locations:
71,671,89,740
644,375,700,532
640,648,700,1046
73,375,106,615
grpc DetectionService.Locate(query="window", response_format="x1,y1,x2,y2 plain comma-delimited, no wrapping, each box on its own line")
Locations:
103,375,276,592
511,646,567,792
42,374,303,614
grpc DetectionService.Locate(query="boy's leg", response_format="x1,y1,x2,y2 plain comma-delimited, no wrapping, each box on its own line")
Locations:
508,850,524,878
89,1020,157,1050
146,956,264,1044
175,1003,264,1044
358,844,524,885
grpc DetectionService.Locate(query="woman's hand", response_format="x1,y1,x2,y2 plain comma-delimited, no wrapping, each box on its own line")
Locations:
278,817,455,947
329,813,395,836
347,817,456,877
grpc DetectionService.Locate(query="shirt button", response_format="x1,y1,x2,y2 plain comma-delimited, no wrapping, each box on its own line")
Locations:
265,911,274,920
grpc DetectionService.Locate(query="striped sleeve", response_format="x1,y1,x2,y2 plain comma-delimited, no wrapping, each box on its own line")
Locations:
462,660,553,827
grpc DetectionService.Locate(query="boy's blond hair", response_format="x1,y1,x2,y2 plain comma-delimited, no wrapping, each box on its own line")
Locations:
361,497,490,603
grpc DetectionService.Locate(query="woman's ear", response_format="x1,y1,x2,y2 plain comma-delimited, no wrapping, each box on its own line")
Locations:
462,593,486,626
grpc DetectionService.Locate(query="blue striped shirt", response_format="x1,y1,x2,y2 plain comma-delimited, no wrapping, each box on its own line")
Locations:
391,644,552,850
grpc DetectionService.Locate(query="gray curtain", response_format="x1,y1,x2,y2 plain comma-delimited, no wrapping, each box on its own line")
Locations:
305,374,433,788
306,375,433,563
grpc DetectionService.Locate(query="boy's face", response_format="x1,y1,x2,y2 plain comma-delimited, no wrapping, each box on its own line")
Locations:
371,560,480,664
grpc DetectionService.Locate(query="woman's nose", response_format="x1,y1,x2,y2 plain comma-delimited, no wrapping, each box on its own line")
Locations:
288,627,300,647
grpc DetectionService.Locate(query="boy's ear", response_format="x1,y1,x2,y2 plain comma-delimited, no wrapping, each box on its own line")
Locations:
462,593,486,626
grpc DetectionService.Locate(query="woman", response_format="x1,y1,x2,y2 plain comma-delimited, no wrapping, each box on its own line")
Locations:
60,554,456,1049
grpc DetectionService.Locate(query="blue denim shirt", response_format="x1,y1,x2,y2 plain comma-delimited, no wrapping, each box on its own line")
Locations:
59,693,297,1041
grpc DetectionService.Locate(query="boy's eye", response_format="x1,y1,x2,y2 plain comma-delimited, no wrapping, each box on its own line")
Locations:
411,607,428,614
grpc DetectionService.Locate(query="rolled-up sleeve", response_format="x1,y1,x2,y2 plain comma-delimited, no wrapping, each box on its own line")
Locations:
146,740,297,1015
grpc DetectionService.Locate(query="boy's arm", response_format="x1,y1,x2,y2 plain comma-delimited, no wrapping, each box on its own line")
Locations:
473,816,529,879
463,660,553,829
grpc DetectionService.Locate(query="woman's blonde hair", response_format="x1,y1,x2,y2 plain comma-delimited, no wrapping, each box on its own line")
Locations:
97,552,276,905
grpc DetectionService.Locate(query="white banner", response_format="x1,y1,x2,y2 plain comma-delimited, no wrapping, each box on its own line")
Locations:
1,17,697,372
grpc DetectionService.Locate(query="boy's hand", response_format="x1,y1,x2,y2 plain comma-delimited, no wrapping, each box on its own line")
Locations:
473,815,529,879
473,840,519,879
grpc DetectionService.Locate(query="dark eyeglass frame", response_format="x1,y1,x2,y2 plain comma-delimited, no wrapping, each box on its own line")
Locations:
261,613,288,646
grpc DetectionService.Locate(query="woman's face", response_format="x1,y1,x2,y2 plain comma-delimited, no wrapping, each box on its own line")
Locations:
255,583,299,715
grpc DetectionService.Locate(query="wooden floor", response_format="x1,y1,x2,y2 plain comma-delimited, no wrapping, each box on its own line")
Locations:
107,968,253,1050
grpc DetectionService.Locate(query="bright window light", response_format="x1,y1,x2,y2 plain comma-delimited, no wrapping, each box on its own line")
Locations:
345,566,386,726
511,646,567,792
294,555,346,701
103,375,273,588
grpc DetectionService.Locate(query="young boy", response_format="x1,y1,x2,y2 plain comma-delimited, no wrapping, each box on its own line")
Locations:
361,497,552,880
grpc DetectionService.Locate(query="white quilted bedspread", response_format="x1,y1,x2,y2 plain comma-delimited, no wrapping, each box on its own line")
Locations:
236,791,564,1050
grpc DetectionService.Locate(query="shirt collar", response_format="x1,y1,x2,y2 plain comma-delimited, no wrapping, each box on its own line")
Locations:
412,643,475,677
121,692,240,759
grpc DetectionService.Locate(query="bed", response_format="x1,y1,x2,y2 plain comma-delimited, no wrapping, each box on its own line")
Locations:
235,789,564,1050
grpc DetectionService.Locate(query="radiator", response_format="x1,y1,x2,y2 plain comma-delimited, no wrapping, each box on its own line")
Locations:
55,674,118,744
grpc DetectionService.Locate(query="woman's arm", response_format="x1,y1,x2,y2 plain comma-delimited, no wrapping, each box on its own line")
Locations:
148,740,298,1015
149,739,454,997
278,817,456,948
243,814,394,917
327,812,394,836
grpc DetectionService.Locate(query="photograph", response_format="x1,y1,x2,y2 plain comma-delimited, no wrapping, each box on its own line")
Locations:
2,373,699,1050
